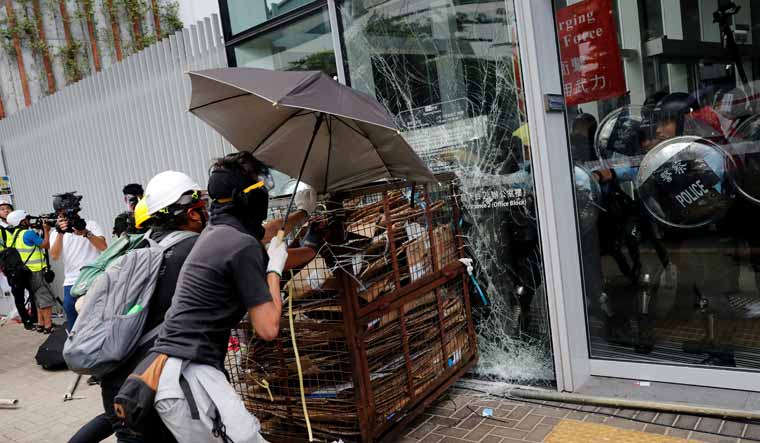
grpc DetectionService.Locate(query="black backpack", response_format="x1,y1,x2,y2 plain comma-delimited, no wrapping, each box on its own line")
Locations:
0,230,31,285
35,328,68,370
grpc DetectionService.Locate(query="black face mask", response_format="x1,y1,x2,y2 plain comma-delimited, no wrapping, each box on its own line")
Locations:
233,187,268,240
210,202,266,240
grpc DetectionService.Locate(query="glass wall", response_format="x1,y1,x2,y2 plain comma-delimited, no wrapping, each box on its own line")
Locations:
231,6,336,196
226,0,320,34
340,0,555,384
234,9,336,77
554,0,760,369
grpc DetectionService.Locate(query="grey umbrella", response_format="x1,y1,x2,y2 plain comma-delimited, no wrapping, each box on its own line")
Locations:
187,68,435,196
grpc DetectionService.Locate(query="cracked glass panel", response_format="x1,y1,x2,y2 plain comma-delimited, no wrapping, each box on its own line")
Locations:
341,0,556,385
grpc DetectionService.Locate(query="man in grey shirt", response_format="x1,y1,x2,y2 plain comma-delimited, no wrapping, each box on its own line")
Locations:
150,152,315,443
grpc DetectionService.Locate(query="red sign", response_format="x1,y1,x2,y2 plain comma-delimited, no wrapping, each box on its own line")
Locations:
556,0,626,105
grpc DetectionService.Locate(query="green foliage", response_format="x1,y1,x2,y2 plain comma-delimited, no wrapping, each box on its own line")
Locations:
0,16,16,57
159,0,182,37
122,0,148,50
137,33,154,47
99,0,121,60
74,0,95,22
122,0,147,25
57,40,85,83
102,0,117,18
364,12,432,38
288,51,337,77
0,8,49,58
43,0,59,14
100,25,117,58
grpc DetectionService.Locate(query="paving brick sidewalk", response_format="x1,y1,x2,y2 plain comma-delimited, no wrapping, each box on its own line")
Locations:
0,321,114,443
400,386,760,443
2,319,758,443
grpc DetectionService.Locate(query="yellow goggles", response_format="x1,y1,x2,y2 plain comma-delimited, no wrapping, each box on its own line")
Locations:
217,181,265,204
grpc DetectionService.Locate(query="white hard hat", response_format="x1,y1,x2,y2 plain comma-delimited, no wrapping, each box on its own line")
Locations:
143,171,201,216
6,210,28,227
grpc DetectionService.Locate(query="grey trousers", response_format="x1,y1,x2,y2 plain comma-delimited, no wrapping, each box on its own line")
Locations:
155,357,267,443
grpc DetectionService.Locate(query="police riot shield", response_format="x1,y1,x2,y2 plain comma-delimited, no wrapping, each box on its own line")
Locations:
635,136,735,229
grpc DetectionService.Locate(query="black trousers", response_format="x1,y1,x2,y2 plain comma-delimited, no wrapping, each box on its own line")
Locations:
10,274,37,325
68,413,113,443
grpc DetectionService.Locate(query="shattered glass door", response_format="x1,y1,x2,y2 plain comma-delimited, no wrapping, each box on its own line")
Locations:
340,0,555,384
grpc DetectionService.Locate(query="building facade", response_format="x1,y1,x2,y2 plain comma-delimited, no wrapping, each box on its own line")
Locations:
218,0,760,394
0,0,188,118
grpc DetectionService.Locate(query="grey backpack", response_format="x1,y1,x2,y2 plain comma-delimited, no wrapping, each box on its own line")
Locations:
63,230,198,377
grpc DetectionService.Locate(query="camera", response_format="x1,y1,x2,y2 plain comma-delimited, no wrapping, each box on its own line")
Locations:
57,209,86,233
53,192,86,233
28,213,57,230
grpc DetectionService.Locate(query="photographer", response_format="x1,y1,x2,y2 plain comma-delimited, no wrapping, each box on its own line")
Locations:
49,192,107,331
113,183,145,237
6,210,55,333
0,201,38,329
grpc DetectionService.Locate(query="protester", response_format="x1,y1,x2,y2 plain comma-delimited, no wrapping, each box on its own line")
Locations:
113,183,145,237
0,201,37,329
71,171,206,443
48,192,107,331
6,210,55,333
142,152,314,442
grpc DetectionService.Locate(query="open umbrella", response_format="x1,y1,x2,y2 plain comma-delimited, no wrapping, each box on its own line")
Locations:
187,68,435,201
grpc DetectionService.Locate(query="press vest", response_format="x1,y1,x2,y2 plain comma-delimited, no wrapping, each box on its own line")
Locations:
0,226,15,251
10,229,46,272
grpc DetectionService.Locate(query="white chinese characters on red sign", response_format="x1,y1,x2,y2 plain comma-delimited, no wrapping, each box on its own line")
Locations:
556,0,626,105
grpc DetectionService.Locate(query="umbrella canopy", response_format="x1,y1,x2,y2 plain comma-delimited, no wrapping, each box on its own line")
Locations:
188,68,435,193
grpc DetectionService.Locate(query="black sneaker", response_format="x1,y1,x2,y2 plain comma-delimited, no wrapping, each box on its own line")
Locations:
43,327,54,335
23,322,34,330
36,325,46,333
87,375,100,386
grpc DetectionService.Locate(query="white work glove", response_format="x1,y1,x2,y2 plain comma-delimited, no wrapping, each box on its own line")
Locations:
294,185,317,215
266,236,288,277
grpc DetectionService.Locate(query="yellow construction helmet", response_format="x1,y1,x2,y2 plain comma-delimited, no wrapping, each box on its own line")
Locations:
134,198,152,228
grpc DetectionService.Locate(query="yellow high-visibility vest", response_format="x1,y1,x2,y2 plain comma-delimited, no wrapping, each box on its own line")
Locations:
10,229,46,272
0,226,16,251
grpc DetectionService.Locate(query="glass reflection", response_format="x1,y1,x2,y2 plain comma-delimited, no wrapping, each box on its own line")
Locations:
227,0,319,34
556,0,760,369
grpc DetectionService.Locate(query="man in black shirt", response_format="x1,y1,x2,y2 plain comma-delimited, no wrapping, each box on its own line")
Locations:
71,171,207,443
151,152,313,443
